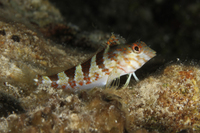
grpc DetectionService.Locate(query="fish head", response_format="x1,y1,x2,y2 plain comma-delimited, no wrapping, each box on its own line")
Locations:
125,41,156,72
113,41,156,75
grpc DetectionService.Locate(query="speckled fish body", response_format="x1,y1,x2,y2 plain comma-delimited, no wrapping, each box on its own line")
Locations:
34,34,156,90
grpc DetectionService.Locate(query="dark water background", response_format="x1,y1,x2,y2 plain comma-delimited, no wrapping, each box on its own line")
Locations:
49,0,200,73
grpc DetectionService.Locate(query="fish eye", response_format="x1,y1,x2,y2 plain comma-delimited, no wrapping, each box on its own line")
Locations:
134,46,139,51
132,44,141,53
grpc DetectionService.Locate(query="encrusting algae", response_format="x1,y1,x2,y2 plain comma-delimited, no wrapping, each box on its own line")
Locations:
0,19,200,132
0,1,199,132
1,62,200,133
107,63,200,132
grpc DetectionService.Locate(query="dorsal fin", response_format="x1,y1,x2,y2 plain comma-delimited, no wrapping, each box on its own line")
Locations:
106,33,121,46
106,33,126,46
100,33,126,51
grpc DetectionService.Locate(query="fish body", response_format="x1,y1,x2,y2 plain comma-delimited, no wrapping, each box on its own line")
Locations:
34,34,156,90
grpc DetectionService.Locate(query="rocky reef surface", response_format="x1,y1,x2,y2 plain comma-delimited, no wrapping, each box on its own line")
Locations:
0,0,199,133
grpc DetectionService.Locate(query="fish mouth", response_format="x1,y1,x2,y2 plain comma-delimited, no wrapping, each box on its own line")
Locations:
149,51,156,58
144,48,156,59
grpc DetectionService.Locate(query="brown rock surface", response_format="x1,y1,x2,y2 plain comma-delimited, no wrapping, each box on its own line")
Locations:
0,0,199,133
107,64,200,132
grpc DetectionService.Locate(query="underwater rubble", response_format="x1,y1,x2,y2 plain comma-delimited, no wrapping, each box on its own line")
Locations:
0,0,199,133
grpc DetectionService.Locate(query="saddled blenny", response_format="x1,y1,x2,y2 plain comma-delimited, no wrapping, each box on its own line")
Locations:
34,34,156,90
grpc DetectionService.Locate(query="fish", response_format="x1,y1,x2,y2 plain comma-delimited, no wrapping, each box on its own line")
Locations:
34,34,156,90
